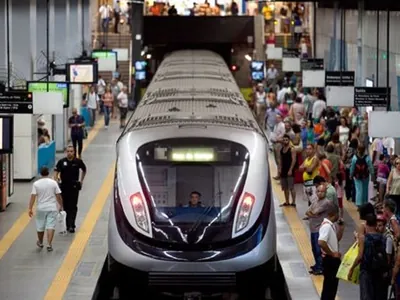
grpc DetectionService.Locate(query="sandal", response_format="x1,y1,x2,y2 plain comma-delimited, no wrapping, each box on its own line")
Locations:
36,241,43,248
47,245,53,252
280,203,290,207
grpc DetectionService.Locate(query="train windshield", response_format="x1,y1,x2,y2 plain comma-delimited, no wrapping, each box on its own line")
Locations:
136,138,249,226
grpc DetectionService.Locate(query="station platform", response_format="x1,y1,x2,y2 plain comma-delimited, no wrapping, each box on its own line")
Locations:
0,121,360,300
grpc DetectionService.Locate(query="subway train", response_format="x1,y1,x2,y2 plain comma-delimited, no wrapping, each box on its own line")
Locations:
108,50,277,300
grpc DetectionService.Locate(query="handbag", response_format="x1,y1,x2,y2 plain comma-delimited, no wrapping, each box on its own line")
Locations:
56,211,67,235
336,242,360,284
388,284,395,300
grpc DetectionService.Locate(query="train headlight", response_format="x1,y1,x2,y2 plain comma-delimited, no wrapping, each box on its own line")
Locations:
130,193,150,233
235,192,255,233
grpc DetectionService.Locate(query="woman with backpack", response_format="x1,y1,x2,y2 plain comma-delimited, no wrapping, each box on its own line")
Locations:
349,214,390,300
350,144,374,207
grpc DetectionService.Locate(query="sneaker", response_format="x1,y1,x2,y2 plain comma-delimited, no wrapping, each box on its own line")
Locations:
68,228,75,233
47,245,53,252
105,126,109,129
36,241,44,248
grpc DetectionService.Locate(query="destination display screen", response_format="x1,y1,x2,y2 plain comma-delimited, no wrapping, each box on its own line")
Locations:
154,146,231,162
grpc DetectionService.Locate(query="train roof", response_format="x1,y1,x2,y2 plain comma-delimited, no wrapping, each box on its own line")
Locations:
126,50,262,135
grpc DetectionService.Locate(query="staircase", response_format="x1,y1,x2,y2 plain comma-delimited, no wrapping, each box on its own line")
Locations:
265,33,313,86
92,32,131,87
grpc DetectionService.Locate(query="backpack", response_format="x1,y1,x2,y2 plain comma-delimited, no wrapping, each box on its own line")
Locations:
353,155,369,180
364,234,389,273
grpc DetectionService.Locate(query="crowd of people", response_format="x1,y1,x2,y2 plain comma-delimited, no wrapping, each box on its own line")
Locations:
252,75,400,299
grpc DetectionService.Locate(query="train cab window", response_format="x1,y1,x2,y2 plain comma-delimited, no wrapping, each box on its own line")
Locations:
136,138,249,225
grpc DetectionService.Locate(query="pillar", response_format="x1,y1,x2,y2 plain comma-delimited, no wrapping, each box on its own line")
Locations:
0,0,7,66
356,0,364,86
12,0,37,180
68,0,79,57
54,0,68,152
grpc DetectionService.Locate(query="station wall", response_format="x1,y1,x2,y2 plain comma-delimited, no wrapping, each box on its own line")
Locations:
315,8,400,110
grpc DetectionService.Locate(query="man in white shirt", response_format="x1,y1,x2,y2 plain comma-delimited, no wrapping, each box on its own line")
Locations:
28,167,63,252
382,137,395,157
312,97,327,122
99,2,112,33
86,86,99,127
271,114,285,179
318,204,345,300
97,75,106,113
117,86,129,128
266,64,278,86
277,83,289,104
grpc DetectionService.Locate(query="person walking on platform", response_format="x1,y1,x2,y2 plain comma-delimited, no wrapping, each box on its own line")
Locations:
54,146,87,233
28,167,63,252
68,108,85,158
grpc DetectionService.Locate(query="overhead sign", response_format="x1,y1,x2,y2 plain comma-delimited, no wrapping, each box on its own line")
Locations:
0,92,33,114
283,48,300,58
354,87,390,107
325,71,355,86
301,58,324,70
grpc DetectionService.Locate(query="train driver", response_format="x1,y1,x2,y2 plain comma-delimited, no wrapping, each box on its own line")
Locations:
184,191,204,208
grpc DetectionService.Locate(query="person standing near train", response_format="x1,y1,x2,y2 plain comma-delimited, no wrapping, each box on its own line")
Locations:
54,145,87,233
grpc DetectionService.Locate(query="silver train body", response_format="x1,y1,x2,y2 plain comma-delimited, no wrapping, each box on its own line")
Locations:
109,50,277,297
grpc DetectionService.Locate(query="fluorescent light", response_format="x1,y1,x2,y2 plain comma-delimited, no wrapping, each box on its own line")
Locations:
244,54,252,61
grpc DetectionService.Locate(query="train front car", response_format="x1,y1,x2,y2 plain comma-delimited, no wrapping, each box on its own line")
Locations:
108,50,277,300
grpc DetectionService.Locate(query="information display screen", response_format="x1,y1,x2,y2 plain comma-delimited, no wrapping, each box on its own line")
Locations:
67,63,98,83
27,81,69,108
251,61,264,71
135,71,146,80
252,71,265,81
135,61,147,71
92,50,117,60
154,147,231,162
0,116,13,153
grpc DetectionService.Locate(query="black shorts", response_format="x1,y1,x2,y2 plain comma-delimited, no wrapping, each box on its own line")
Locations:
119,107,128,119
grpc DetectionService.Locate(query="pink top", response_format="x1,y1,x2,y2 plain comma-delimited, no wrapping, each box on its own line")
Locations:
278,104,289,119
377,163,390,179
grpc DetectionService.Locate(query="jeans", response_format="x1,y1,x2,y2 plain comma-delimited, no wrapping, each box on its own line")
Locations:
88,108,96,127
104,106,111,126
71,135,83,157
311,232,323,271
101,18,109,33
321,256,341,300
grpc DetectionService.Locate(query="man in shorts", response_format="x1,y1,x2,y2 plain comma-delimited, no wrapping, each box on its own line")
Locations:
278,134,297,207
28,166,63,251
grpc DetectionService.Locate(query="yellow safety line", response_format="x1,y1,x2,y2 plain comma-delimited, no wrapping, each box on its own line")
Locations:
0,120,104,260
44,163,115,300
269,159,340,299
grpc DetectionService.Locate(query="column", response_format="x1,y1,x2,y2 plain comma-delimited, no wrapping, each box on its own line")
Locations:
0,0,7,66
83,0,91,48
54,0,68,152
12,0,37,180
68,0,79,57
30,0,36,75
356,0,364,86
